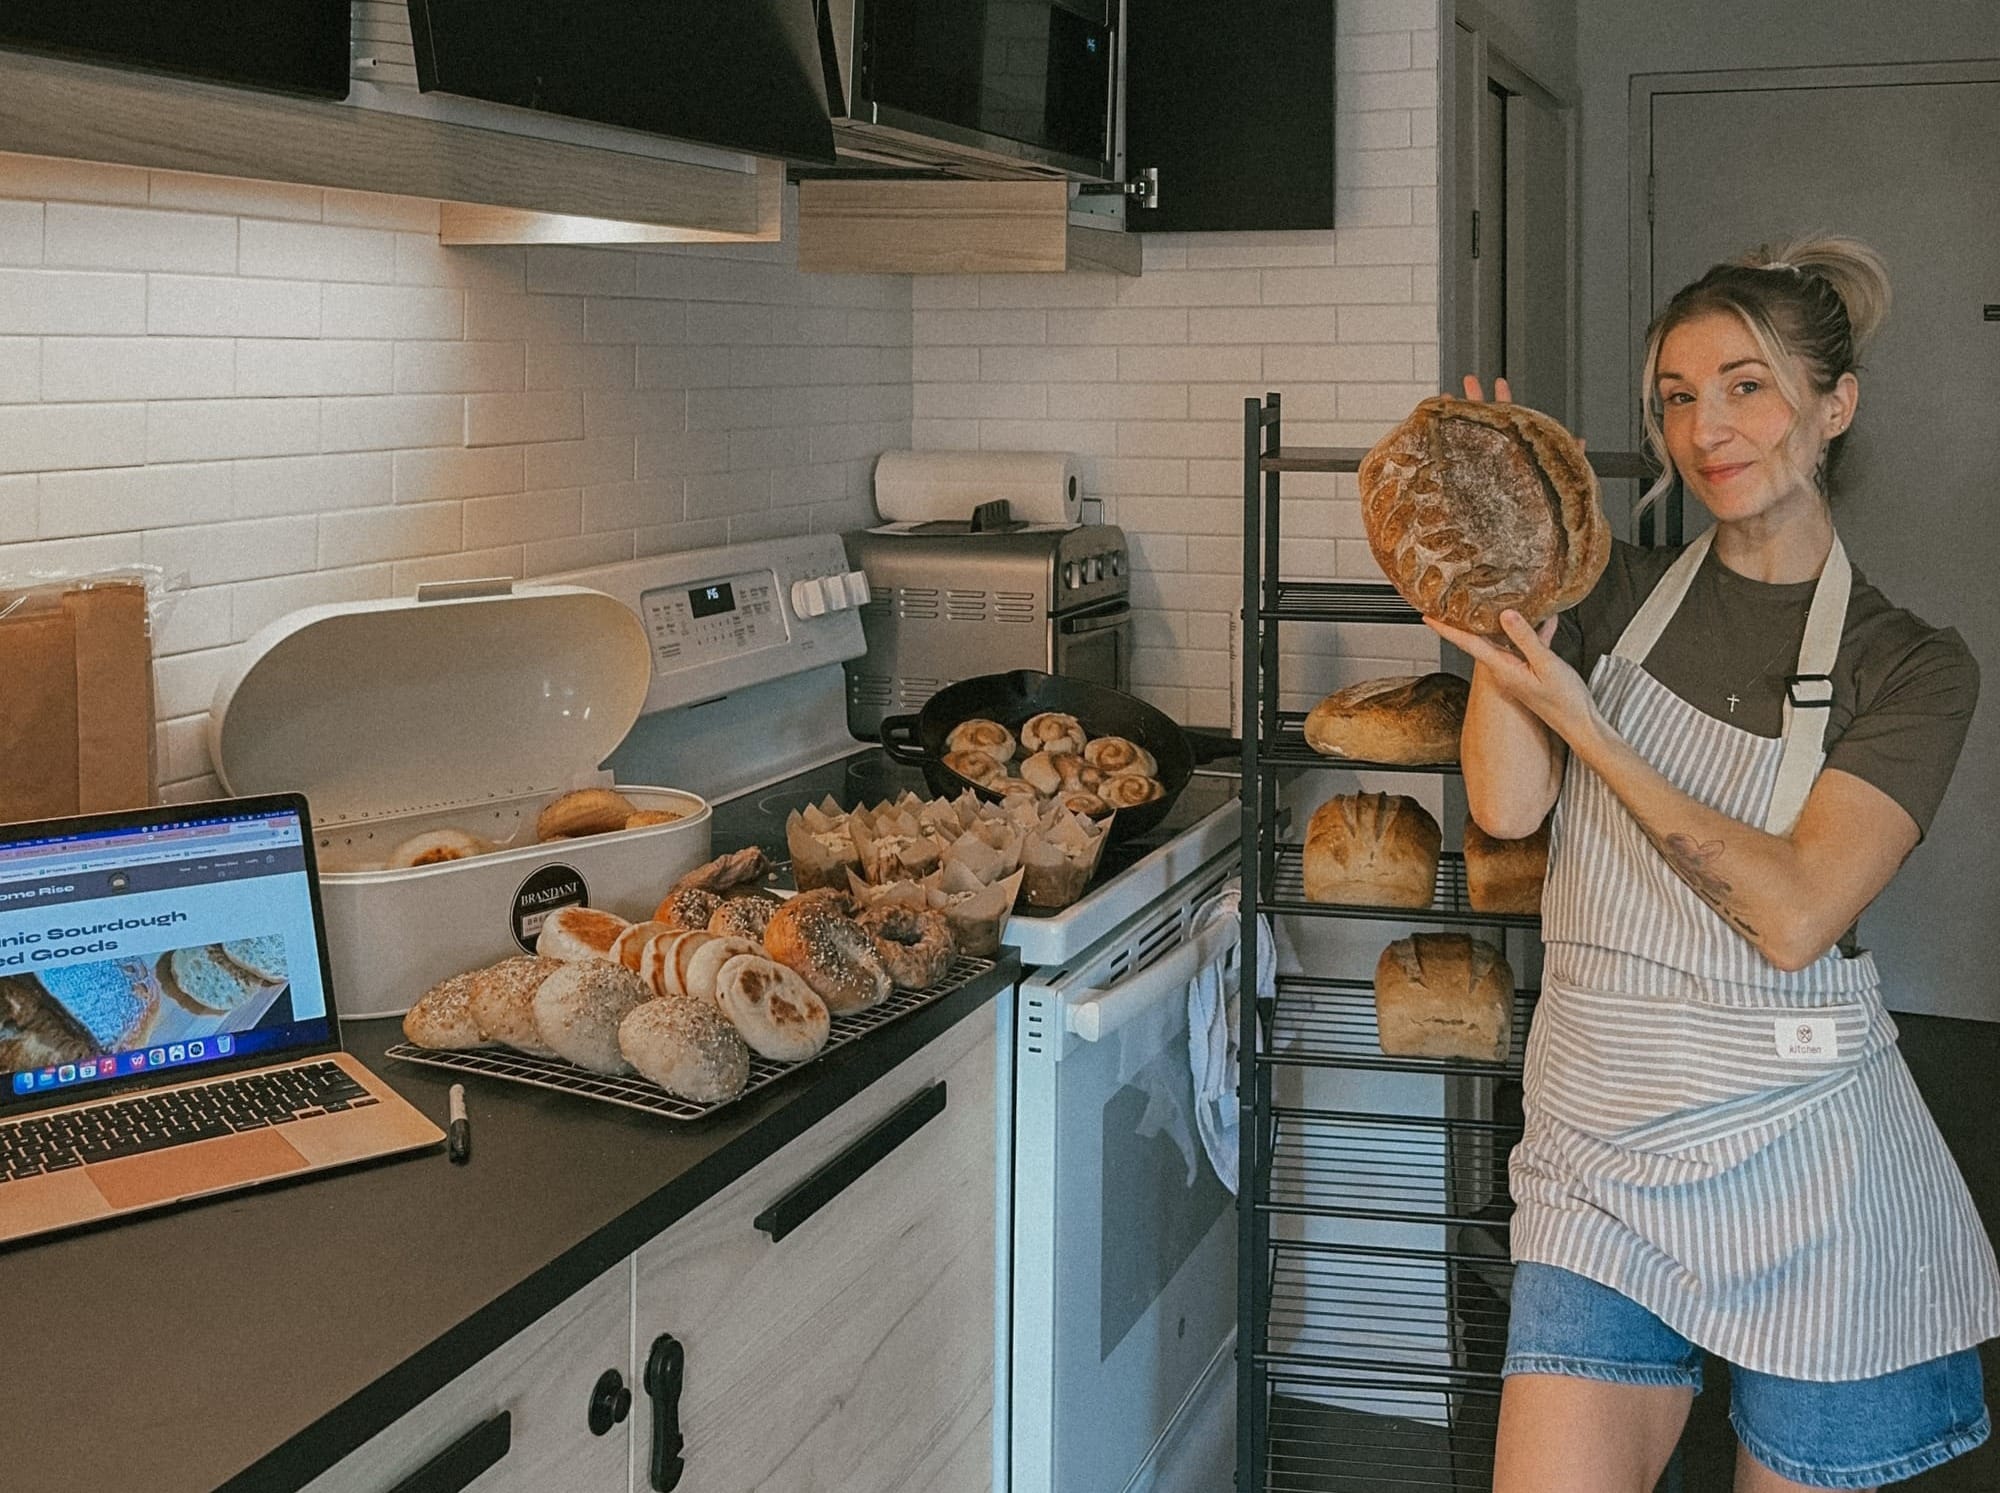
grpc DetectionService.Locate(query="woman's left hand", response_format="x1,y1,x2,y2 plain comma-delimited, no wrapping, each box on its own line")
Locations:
1426,610,1601,746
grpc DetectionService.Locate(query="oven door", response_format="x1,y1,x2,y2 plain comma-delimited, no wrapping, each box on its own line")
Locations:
1006,850,1238,1493
1053,599,1130,694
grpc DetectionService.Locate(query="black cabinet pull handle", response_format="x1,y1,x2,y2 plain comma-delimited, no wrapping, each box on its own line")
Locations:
587,1368,632,1436
644,1332,688,1492
753,1080,946,1242
383,1411,510,1493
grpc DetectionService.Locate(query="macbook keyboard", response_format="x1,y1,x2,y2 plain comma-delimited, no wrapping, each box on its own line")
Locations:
0,1061,375,1182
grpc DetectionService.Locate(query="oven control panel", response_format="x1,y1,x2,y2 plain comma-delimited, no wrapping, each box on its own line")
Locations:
552,534,866,714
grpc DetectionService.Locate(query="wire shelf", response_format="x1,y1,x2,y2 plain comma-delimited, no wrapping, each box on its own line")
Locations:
1259,446,1370,474
1263,976,1533,1078
1266,580,1423,625
1265,1376,1502,1493
1263,1240,1513,1388
1262,1109,1519,1230
387,954,998,1124
1260,712,1464,774
1261,847,1542,929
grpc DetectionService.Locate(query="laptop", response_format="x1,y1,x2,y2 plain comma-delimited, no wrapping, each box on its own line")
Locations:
0,793,443,1246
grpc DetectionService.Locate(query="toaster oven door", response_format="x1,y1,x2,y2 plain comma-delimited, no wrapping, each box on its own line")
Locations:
1054,600,1129,693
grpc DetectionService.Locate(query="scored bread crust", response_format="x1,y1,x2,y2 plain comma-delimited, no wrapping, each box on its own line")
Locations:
1373,933,1514,1061
1463,818,1551,915
1359,396,1609,633
1302,793,1442,909
1303,673,1469,764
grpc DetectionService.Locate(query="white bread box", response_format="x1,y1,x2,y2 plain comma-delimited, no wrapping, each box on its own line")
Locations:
208,583,711,1018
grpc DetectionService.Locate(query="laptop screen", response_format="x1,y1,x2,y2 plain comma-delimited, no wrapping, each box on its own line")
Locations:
0,796,337,1115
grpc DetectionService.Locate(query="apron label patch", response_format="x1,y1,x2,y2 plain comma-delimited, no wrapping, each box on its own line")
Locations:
1775,1017,1838,1062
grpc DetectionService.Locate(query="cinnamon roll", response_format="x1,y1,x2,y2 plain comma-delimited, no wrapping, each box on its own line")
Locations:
1020,711,1087,756
1083,736,1158,778
945,718,1017,764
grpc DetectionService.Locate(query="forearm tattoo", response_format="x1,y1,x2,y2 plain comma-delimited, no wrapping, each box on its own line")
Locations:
1644,827,1762,941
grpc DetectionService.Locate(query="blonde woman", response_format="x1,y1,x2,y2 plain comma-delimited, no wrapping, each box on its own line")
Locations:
1437,238,1998,1492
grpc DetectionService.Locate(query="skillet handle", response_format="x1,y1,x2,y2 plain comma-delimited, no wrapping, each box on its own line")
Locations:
879,714,928,765
1184,729,1242,765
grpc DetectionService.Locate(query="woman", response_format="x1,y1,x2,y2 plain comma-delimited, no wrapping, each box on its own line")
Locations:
1436,237,2000,1492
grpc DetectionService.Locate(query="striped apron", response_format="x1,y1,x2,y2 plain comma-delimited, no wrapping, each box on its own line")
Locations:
1511,528,2000,1380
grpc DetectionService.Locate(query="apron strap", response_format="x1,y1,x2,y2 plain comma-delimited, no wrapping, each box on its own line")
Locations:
1764,534,1850,835
1612,529,1715,664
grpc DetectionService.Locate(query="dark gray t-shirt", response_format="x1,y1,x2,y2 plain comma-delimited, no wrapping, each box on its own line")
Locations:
1552,539,1980,838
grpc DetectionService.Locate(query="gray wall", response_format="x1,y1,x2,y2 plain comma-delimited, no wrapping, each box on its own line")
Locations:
1575,1,2000,462
1456,0,1578,100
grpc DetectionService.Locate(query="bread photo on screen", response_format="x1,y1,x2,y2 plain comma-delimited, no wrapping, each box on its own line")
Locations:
1302,793,1442,909
1302,672,1469,765
1359,395,1609,634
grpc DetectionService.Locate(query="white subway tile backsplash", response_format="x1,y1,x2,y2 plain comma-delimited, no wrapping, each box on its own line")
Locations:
152,588,232,657
466,291,582,344
522,435,635,492
1115,344,1264,383
145,398,318,464
0,474,35,542
392,544,527,591
1338,68,1439,113
393,444,524,503
393,234,525,293
237,339,394,397
44,204,236,274
584,298,685,345
1336,225,1438,267
0,201,41,265
978,344,1118,384
1341,147,1439,190
153,646,240,720
1046,307,1188,345
529,343,635,390
240,220,396,283
143,515,318,585
913,309,1045,345
0,337,38,402
322,394,463,452
393,341,525,394
0,268,146,334
228,564,396,641
1338,303,1440,342
1187,306,1342,343
463,488,582,548
1260,265,1412,304
321,282,463,340
526,247,638,298
322,189,441,234
523,530,633,574
38,461,233,537
233,452,393,517
465,391,582,447
319,500,462,568
636,429,729,480
1343,110,1414,152
151,274,321,337
0,402,147,473
1114,269,1262,308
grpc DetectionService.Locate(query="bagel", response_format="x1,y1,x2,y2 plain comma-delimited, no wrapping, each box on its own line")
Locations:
536,787,637,841
388,828,491,868
856,904,956,991
654,886,724,931
708,894,778,941
764,890,891,1015
715,954,830,1062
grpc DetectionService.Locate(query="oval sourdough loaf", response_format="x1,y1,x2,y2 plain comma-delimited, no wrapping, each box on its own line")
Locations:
1373,933,1514,1062
1302,793,1441,908
1359,395,1609,633
1302,672,1469,764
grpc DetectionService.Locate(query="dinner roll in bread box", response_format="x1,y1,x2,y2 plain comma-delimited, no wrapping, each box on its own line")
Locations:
208,582,711,1018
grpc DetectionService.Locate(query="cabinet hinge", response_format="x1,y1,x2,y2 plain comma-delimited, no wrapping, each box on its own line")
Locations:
1076,165,1159,210
1470,209,1481,260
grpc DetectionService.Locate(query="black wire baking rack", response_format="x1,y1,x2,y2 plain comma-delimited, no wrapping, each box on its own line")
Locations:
386,953,996,1123
1263,976,1534,1079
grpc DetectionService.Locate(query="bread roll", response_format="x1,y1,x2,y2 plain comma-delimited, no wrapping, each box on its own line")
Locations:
388,828,492,868
625,809,684,829
944,749,1008,788
1464,817,1550,914
1020,711,1086,756
1302,793,1441,907
402,968,488,1049
715,954,831,1062
1373,934,1514,1061
1099,773,1163,809
1083,736,1157,777
536,907,630,963
165,946,260,1015
610,920,675,973
467,955,565,1056
536,787,636,841
1021,751,1100,796
1359,395,1610,633
1303,673,1469,764
946,719,1016,764
640,931,700,999
619,993,750,1103
219,935,287,984
534,960,649,1074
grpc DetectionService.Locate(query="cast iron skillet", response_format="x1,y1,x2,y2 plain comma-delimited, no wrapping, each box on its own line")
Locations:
878,670,1239,842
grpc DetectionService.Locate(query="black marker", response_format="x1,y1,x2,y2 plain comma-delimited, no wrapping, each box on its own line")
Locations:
447,1083,471,1164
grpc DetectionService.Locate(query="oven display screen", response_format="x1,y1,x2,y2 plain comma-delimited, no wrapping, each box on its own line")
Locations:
688,582,736,618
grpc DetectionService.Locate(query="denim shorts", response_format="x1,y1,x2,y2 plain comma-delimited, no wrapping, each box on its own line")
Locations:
1503,1262,1991,1489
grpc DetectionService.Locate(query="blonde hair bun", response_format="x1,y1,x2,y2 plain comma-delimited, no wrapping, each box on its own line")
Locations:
1743,234,1892,352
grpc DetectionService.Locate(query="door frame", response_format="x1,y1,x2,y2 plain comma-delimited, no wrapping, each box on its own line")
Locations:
1627,58,2000,539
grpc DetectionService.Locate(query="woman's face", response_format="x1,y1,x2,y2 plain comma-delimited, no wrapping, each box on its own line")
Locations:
1655,311,1842,526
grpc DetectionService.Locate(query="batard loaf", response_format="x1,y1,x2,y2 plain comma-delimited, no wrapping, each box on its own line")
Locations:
1373,934,1514,1062
1359,396,1609,633
1303,673,1469,764
1464,817,1551,914
1303,793,1441,908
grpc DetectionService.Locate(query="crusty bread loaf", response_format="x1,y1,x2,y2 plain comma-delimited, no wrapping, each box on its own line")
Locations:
533,960,648,1074
1303,673,1469,764
1464,817,1550,914
1302,793,1441,908
1373,934,1514,1061
1359,396,1609,633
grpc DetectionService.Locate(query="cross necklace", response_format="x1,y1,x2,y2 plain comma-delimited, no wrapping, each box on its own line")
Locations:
1719,632,1806,715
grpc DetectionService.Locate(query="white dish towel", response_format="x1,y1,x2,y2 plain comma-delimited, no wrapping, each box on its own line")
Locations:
1186,882,1274,1195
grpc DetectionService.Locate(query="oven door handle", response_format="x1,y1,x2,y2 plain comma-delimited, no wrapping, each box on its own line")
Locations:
1065,917,1240,1043
1058,605,1130,636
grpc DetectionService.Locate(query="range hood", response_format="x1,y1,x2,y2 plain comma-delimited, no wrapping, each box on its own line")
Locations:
816,0,1117,182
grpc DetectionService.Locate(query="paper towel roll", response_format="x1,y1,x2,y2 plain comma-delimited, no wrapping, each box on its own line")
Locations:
874,449,1081,527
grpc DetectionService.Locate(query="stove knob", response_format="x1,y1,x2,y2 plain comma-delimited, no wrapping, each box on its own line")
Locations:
1062,561,1079,590
790,578,829,618
1087,555,1104,582
841,569,872,607
1109,552,1124,578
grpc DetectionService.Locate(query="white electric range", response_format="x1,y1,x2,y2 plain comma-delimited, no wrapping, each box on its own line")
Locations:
557,535,1244,1493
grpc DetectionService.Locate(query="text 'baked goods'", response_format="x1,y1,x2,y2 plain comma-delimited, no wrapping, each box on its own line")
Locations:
1359,395,1609,633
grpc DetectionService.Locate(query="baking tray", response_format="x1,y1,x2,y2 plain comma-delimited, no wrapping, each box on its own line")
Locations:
385,953,997,1123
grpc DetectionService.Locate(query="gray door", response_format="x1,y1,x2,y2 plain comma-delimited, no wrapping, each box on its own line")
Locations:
1648,76,2000,1019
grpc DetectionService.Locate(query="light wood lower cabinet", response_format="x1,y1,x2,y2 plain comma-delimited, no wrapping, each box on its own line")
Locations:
300,1263,634,1493
629,1008,997,1493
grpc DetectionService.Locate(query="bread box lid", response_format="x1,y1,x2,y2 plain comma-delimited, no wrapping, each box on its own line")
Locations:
209,583,652,825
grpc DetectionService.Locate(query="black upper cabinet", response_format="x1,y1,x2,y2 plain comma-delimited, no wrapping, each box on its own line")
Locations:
408,0,837,164
0,0,350,100
1123,0,1334,233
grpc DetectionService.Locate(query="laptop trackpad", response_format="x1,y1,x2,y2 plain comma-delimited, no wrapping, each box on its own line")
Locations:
90,1129,309,1211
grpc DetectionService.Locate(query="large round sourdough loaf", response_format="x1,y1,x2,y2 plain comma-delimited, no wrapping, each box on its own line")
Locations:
1359,396,1609,633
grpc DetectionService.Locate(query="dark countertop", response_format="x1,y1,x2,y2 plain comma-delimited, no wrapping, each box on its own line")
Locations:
0,953,1015,1493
